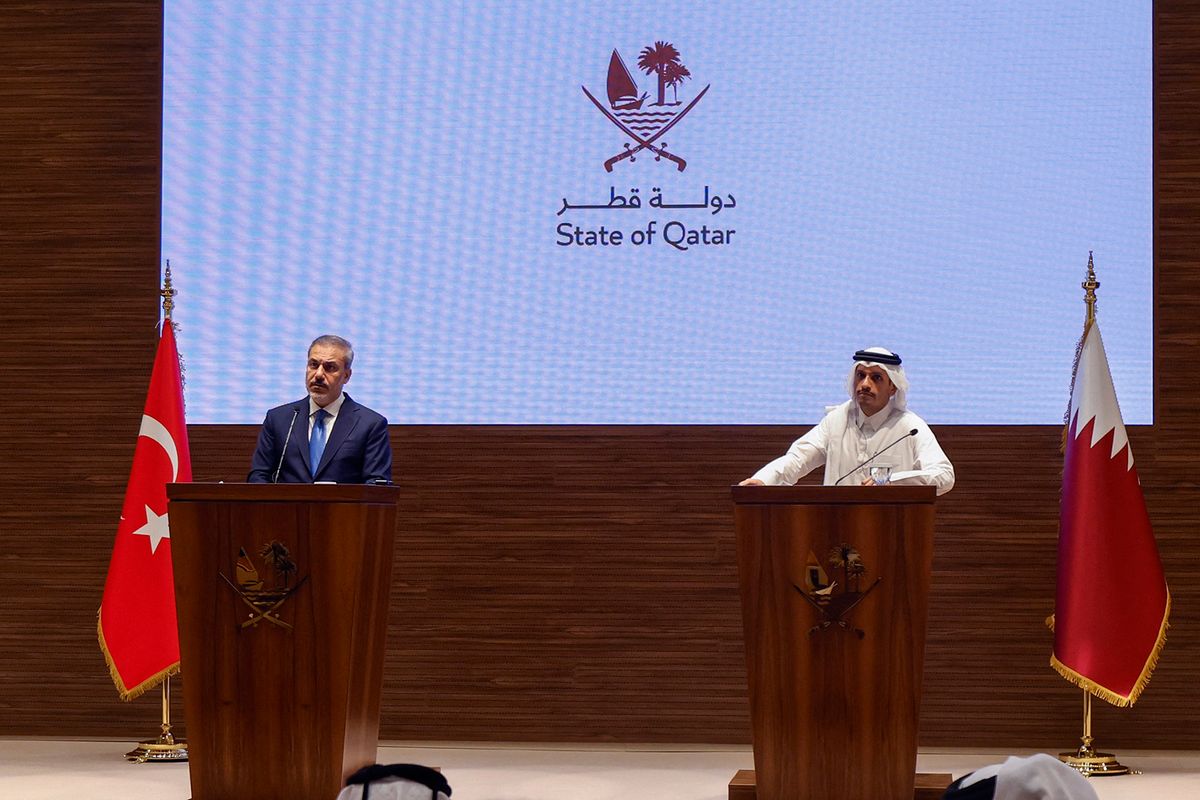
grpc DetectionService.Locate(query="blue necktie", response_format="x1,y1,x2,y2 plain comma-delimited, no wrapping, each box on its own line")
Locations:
309,409,329,476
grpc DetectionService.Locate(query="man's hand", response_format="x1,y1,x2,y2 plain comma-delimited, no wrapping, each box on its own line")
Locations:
860,475,894,487
739,478,765,486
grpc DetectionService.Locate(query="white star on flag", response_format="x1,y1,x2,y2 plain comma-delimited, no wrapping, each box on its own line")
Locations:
99,320,191,700
131,505,171,554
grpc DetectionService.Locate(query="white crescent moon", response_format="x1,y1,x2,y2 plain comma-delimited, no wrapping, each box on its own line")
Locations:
138,414,179,481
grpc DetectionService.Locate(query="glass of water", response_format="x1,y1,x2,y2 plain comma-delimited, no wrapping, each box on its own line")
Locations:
869,465,892,485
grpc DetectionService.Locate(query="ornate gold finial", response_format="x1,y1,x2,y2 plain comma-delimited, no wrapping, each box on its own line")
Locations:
160,260,177,321
1082,251,1099,326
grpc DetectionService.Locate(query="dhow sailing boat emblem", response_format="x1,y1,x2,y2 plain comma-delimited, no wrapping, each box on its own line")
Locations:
582,41,709,172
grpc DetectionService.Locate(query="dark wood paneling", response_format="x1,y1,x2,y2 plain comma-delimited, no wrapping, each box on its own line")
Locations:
0,1,169,737
1,0,1198,750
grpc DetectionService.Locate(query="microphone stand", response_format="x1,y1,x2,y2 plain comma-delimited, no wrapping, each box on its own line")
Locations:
833,428,919,486
272,408,300,484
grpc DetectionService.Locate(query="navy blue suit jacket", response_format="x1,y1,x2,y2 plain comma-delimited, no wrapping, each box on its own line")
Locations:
247,394,392,484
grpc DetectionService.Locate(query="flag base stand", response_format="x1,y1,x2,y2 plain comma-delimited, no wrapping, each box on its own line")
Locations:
125,678,188,763
1057,690,1135,777
1058,742,1131,777
125,730,188,764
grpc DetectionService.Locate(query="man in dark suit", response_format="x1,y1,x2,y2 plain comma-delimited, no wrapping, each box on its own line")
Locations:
248,334,392,484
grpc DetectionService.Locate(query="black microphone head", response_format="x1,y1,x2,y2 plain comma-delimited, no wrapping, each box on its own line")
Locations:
909,428,918,436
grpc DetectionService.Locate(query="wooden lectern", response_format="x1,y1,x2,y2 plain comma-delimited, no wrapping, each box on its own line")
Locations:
730,485,943,800
168,483,400,800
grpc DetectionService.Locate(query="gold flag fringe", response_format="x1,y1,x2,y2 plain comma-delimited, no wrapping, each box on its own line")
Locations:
96,608,179,702
94,268,185,704
1046,259,1170,707
1047,590,1170,708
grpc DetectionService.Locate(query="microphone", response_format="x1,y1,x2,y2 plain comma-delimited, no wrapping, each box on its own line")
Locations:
272,408,300,484
834,428,919,486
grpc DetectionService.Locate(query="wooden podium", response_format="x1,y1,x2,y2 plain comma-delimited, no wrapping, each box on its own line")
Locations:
168,483,400,800
731,485,943,800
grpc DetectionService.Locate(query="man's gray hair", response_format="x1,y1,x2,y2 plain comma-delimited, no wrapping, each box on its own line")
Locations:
309,334,354,369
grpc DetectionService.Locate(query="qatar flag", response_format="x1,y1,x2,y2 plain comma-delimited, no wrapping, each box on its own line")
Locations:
98,323,191,700
1052,321,1169,706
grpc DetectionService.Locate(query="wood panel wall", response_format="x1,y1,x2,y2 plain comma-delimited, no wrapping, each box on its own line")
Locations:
1,1,1197,749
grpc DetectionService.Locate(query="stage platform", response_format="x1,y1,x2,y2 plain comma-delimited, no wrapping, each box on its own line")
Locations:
1,739,1197,799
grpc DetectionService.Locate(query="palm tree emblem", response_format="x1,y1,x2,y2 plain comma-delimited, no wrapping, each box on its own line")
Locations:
637,41,688,107
664,61,691,105
827,543,867,594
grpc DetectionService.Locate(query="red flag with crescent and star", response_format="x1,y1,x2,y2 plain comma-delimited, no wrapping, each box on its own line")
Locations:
98,322,191,700
1051,319,1169,706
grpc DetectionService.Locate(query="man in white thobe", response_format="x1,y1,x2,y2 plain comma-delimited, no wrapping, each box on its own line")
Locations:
740,347,955,495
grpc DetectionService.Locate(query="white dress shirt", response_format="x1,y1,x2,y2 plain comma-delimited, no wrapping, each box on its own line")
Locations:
308,391,346,435
752,399,955,495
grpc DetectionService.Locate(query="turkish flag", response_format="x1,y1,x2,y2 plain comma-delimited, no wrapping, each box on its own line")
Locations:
98,323,191,700
1052,322,1169,706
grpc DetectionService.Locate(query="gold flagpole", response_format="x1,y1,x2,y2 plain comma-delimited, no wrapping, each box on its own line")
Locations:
1059,689,1131,776
1056,254,1130,778
125,262,189,764
126,677,188,763
1082,251,1098,326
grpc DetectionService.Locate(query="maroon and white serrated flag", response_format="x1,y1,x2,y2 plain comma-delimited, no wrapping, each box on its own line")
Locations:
1052,321,1169,706
98,323,191,700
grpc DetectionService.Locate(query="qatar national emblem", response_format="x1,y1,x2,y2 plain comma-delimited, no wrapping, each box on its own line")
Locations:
582,41,710,172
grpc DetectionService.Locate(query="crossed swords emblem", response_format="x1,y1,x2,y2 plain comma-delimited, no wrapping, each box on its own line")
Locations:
581,84,710,173
219,571,309,631
793,577,882,639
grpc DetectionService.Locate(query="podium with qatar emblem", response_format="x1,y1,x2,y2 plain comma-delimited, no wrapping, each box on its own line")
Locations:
167,482,399,800
729,485,948,800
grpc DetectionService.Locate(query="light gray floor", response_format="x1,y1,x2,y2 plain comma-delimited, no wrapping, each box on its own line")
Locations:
0,739,1197,799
